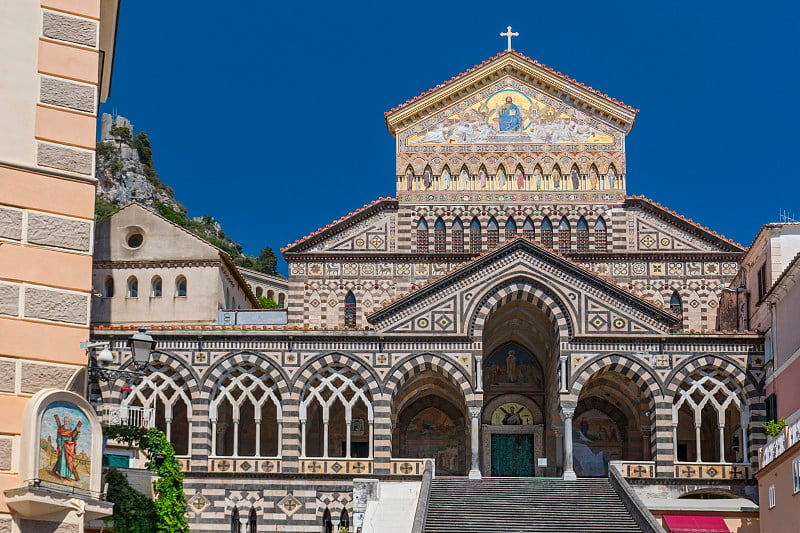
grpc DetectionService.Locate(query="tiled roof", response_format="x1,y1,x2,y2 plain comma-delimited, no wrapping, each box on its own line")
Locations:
384,50,638,117
281,197,397,253
625,196,745,251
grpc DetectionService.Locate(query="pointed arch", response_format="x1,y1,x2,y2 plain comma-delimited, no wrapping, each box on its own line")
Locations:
416,217,428,253
496,165,508,189
552,165,562,189
231,506,241,533
541,216,553,248
576,217,589,252
558,217,571,254
487,216,499,248
670,290,683,332
452,216,464,253
607,164,618,189
344,291,356,328
568,354,663,409
469,217,482,254
248,507,257,533
504,217,517,240
434,217,446,253
522,216,535,241
588,164,600,190
594,216,607,252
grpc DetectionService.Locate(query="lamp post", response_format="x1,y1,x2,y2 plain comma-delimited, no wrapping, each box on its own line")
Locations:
81,328,156,383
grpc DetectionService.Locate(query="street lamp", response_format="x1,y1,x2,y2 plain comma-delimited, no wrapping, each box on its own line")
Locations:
81,328,156,383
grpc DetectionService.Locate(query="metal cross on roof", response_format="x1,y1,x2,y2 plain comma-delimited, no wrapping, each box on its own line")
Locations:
500,26,519,51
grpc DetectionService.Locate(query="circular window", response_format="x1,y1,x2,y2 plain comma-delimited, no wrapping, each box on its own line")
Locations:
127,233,144,248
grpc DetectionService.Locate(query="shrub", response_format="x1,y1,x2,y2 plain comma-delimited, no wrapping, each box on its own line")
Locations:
765,418,787,437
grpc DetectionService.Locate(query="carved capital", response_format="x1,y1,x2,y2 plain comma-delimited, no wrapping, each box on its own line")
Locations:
469,406,482,419
560,407,575,421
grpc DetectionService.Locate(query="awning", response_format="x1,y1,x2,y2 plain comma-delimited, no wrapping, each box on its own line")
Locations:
663,515,730,533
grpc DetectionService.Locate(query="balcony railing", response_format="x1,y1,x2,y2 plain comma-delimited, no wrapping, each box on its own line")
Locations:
105,405,155,428
759,418,800,468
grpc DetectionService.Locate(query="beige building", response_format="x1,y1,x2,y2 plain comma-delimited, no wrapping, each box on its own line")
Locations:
92,203,260,326
0,0,120,531
240,267,289,308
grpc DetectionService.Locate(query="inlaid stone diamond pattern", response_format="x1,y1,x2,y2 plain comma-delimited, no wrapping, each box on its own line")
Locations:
277,493,302,516
188,492,210,513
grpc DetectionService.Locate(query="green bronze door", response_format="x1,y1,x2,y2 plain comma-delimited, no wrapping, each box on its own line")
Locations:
491,433,534,476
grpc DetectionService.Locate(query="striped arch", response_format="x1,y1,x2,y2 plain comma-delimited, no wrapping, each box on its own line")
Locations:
293,351,383,398
468,276,574,340
200,350,291,401
385,352,476,409
99,349,199,402
666,354,748,398
568,354,664,409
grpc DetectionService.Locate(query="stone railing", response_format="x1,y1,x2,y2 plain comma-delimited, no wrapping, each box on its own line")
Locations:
673,462,751,480
207,457,281,473
759,418,800,468
298,458,373,475
411,459,434,533
104,405,155,428
618,461,656,479
609,462,666,533
389,458,433,476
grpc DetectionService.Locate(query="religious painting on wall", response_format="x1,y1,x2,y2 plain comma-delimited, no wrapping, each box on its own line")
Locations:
490,403,534,425
403,407,462,475
483,342,544,391
406,88,615,146
38,401,92,490
572,408,623,477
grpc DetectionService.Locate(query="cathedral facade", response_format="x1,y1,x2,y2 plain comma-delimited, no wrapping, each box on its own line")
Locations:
92,51,764,532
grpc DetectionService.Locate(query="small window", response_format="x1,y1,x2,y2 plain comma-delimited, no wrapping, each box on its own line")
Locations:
176,276,187,297
487,217,499,249
764,328,774,363
103,276,114,298
768,484,776,508
469,217,481,254
231,507,241,533
670,291,683,332
765,394,778,425
434,217,446,253
576,217,589,252
758,263,768,300
151,276,162,297
248,507,257,533
344,291,356,328
594,217,607,252
558,217,571,254
255,287,263,297
522,217,534,241
322,508,333,533
504,218,517,241
278,293,286,307
127,276,138,298
126,232,143,248
793,457,800,494
417,217,429,253
541,217,553,248
452,217,464,253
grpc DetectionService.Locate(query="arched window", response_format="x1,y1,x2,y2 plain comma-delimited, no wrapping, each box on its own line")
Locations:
452,217,464,253
487,217,499,249
231,507,241,533
278,293,286,307
541,217,553,248
151,276,162,297
255,286,263,297
300,366,373,459
469,217,482,254
322,508,333,533
595,217,607,252
576,217,589,252
127,276,138,298
176,276,187,297
248,508,257,533
122,364,192,455
210,364,282,457
344,291,356,328
103,276,114,298
522,217,535,241
504,218,517,241
670,291,683,332
340,509,350,530
558,217,571,254
416,217,429,253
434,217,446,253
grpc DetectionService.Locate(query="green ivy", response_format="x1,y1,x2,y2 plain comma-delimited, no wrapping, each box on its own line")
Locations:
103,426,188,533
104,468,157,532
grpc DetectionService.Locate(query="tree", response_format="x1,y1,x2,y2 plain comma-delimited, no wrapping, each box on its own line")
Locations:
257,247,278,275
109,125,132,146
258,296,279,309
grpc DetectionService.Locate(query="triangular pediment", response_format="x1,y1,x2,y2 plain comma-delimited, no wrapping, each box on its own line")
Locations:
386,52,638,138
367,239,677,336
282,199,398,254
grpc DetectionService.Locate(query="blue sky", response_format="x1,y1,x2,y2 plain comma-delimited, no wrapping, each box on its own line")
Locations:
102,1,797,275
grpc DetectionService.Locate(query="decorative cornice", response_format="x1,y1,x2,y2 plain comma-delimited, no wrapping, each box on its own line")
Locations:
385,51,638,136
94,259,220,269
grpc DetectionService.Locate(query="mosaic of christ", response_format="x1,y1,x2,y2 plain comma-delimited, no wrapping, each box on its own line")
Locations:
407,89,614,145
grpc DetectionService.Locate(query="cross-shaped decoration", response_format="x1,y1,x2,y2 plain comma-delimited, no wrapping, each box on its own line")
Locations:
351,462,365,473
500,26,519,51
399,463,413,475
217,460,231,472
681,466,696,478
632,465,648,477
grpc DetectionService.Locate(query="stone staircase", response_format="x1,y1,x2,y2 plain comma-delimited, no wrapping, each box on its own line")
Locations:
423,477,643,533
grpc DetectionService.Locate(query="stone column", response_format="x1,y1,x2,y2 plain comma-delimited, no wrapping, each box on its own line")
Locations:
718,424,725,463
468,406,482,480
559,355,569,393
695,424,702,462
561,407,577,480
475,355,483,392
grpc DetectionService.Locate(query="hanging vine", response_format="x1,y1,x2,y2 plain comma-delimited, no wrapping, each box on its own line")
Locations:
103,426,188,532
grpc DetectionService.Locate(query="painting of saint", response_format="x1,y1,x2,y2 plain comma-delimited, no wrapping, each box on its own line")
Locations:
441,169,451,190
479,169,487,188
406,169,414,191
552,168,561,188
497,96,523,131
570,168,580,189
534,167,542,189
423,169,432,189
497,168,506,188
588,167,599,190
483,343,543,390
491,403,534,425
38,401,92,490
460,169,469,189
607,168,617,188
516,168,526,189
